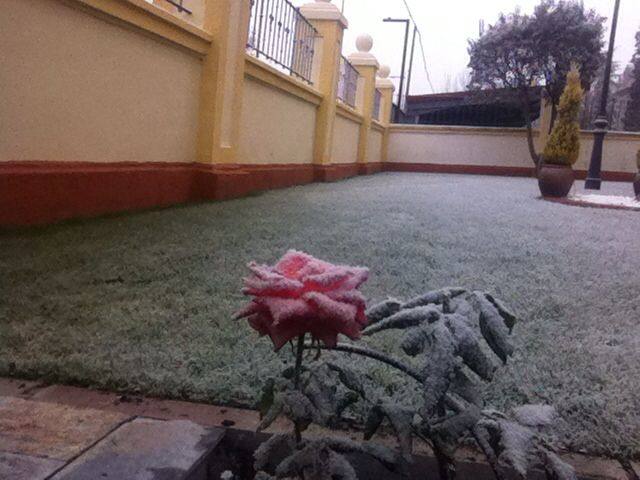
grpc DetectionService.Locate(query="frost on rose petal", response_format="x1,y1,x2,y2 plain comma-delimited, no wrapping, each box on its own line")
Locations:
235,250,369,350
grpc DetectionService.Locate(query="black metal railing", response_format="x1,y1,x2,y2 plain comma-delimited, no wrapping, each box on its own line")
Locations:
373,88,382,120
247,0,318,84
157,0,192,14
337,56,359,108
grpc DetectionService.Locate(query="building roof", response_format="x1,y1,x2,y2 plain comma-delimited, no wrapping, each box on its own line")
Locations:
402,87,542,128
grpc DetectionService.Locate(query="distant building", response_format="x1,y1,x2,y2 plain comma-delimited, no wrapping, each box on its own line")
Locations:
396,87,542,127
581,65,634,131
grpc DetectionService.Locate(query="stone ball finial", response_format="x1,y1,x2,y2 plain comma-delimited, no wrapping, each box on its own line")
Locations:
356,34,373,53
378,65,390,79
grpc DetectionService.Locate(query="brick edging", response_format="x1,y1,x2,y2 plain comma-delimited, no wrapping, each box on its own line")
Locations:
0,378,633,480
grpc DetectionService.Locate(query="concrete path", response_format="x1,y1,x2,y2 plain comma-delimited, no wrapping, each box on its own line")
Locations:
0,383,224,480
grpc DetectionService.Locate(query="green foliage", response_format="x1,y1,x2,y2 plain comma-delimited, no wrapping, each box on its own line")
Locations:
468,1,605,100
532,0,605,106
543,66,584,166
468,0,604,165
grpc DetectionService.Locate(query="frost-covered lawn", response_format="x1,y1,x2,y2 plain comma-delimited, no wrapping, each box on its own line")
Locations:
1,173,639,459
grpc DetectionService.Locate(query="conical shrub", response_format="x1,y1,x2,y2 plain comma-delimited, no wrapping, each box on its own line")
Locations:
543,65,584,166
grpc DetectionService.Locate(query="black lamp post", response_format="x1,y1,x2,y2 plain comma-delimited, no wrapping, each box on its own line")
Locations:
383,18,410,123
585,0,622,190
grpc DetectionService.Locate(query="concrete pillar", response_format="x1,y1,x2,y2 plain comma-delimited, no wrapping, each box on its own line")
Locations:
376,65,395,126
197,0,252,164
348,34,379,167
300,0,348,167
376,65,395,163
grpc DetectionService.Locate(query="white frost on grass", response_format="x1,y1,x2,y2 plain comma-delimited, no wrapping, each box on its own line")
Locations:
1,173,639,460
569,193,640,209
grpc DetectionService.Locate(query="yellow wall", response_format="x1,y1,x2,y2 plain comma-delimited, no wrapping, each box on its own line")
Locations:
574,133,640,173
331,114,361,164
368,129,384,163
238,76,317,165
388,125,640,173
152,0,205,28
0,0,203,164
388,126,534,168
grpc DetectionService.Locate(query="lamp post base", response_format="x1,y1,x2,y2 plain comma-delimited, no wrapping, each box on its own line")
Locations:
584,177,602,190
584,117,608,191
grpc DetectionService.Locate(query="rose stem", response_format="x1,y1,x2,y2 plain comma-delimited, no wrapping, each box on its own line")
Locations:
294,334,305,388
293,334,305,445
303,341,422,382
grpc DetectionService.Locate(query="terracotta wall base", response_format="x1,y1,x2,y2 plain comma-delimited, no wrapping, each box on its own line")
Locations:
385,162,634,183
0,161,633,227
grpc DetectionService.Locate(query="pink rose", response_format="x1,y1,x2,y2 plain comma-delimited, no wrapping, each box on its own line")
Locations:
235,250,369,350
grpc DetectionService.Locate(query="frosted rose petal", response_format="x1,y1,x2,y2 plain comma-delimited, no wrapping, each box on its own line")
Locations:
238,251,369,350
242,276,304,297
261,297,313,325
274,250,315,278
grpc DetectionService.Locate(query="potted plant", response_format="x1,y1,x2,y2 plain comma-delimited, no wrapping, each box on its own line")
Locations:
538,65,584,198
634,150,640,199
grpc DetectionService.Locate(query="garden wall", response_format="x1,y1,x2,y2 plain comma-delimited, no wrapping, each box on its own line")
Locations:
238,70,318,166
368,126,385,164
574,132,640,176
0,0,391,226
0,0,204,165
387,125,639,180
332,107,362,164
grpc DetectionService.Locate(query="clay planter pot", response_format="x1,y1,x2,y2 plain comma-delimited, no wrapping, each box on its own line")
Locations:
634,173,640,199
538,164,575,198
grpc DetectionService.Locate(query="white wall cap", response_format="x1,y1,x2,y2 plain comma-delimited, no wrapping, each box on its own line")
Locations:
300,0,348,28
376,78,395,90
348,52,379,68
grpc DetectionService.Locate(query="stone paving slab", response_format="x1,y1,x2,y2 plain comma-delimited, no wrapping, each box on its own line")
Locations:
0,396,129,461
51,417,225,480
0,451,64,480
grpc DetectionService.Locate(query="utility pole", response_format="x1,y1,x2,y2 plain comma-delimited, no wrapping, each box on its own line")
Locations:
405,26,418,109
383,18,410,123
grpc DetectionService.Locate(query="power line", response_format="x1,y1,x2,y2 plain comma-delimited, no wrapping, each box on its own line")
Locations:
399,0,435,93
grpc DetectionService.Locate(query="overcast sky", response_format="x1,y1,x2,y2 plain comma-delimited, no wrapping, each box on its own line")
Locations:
292,0,640,95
